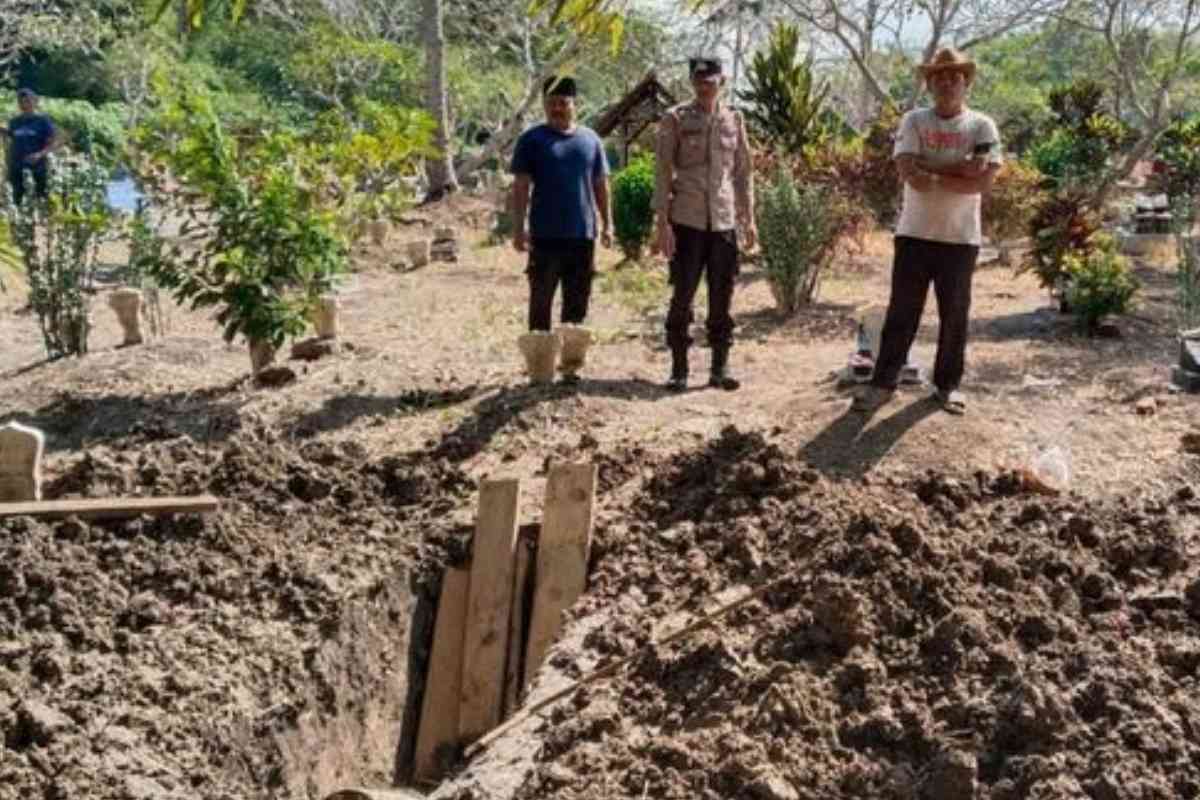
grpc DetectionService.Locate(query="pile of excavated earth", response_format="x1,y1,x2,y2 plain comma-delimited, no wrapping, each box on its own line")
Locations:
506,428,1200,800
2,422,1199,800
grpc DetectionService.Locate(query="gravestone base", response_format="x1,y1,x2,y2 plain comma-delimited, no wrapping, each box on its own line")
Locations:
1172,367,1200,393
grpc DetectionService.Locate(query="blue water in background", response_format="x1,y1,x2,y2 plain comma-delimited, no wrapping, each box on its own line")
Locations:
106,175,143,213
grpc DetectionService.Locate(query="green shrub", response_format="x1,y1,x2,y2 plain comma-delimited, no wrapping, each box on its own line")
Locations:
5,155,115,358
612,154,656,261
1064,235,1139,331
1022,189,1100,291
737,22,830,157
1152,116,1200,204
1026,128,1078,182
755,164,856,314
983,161,1046,262
39,98,128,168
130,87,346,355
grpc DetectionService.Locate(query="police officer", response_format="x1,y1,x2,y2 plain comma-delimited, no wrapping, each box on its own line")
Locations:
652,57,756,391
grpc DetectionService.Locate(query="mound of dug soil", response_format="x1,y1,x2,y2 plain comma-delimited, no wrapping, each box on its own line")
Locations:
507,428,1200,800
0,426,473,800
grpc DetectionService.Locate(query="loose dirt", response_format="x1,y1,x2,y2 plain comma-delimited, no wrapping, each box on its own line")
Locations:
1,200,1198,798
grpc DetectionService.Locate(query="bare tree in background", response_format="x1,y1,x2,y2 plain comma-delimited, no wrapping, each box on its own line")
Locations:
1070,0,1200,195
701,0,1070,119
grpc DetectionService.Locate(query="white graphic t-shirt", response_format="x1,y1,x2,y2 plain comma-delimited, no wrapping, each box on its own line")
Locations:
893,107,1002,246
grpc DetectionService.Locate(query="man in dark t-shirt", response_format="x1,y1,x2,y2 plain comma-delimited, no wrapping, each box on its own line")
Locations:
509,75,612,383
3,88,59,207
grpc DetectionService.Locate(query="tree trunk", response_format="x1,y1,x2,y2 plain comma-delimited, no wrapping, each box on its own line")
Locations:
423,0,458,199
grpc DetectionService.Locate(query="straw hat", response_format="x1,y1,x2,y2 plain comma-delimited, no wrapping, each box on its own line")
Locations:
918,47,977,83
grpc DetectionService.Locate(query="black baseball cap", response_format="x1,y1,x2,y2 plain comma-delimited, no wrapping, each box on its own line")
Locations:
689,58,723,82
16,88,35,98
542,76,578,98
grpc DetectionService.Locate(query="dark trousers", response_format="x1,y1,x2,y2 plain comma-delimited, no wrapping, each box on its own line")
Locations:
665,224,738,350
8,163,48,207
527,238,595,332
872,236,978,392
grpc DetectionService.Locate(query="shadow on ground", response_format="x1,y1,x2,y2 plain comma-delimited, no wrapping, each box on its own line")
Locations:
799,396,941,477
1,379,251,453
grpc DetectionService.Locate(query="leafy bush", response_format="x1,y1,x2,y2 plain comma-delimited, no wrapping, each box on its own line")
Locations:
1026,128,1078,182
755,163,860,314
805,105,902,227
983,161,1046,261
130,87,347,356
39,98,128,168
5,155,115,357
611,154,655,261
1022,189,1101,291
737,22,830,157
1063,234,1139,331
1152,116,1200,204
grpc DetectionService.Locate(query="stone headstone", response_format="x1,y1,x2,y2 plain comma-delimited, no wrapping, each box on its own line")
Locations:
407,240,431,268
1181,336,1200,374
1172,366,1200,393
314,294,340,339
108,288,145,346
0,421,44,502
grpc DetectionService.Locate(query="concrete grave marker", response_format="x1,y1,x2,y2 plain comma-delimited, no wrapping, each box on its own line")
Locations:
407,240,431,268
108,288,145,346
314,294,340,339
0,422,44,502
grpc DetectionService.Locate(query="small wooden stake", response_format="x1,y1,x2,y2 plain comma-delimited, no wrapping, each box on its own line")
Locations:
458,478,520,742
524,463,597,686
412,567,471,783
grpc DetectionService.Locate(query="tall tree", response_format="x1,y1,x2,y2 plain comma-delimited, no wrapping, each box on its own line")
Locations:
423,0,458,198
1069,0,1200,196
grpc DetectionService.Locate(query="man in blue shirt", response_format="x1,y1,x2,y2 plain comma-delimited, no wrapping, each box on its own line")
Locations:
3,88,59,207
510,76,611,382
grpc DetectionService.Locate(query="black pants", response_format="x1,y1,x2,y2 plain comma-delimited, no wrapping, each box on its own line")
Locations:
872,236,978,392
665,224,738,350
527,238,595,332
8,163,48,207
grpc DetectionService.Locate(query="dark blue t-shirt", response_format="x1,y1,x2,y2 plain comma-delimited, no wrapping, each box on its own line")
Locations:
6,113,55,173
510,124,608,240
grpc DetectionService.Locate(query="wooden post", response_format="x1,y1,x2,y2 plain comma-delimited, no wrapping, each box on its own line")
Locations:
502,532,534,718
412,567,470,783
524,463,597,688
458,479,520,742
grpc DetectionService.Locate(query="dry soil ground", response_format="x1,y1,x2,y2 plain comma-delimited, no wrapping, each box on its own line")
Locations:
1,198,1198,800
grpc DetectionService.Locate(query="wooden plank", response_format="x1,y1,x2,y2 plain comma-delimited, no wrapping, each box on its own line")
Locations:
413,568,471,783
458,478,520,742
524,463,597,686
0,495,220,520
502,531,534,718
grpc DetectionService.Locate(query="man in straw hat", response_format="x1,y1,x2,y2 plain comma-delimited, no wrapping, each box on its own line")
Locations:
852,47,1001,416
652,56,756,392
510,75,612,384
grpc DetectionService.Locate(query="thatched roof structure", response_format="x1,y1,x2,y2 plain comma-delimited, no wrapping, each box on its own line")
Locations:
592,72,677,161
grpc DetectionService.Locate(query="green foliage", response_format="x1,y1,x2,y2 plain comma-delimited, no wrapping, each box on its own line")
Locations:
1152,116,1200,203
306,99,436,233
611,154,655,261
1063,235,1139,331
1022,189,1101,291
983,160,1046,245
737,22,830,158
1027,80,1133,186
800,105,901,227
130,86,347,351
38,98,128,168
755,163,860,314
5,155,115,358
